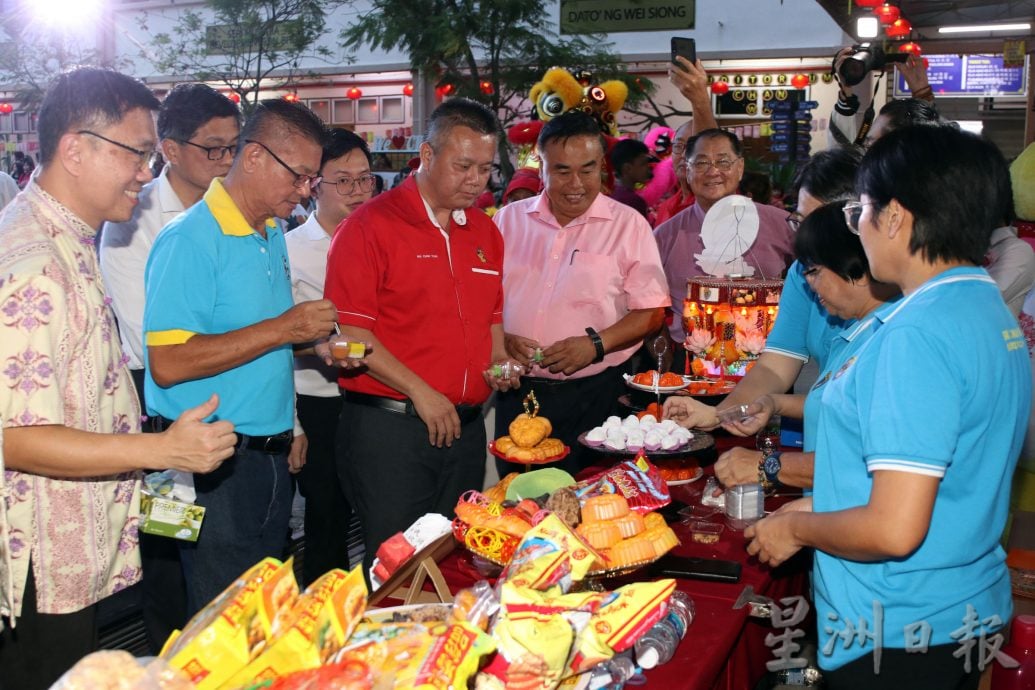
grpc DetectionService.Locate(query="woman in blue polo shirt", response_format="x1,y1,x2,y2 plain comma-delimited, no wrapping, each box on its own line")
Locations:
745,126,1031,690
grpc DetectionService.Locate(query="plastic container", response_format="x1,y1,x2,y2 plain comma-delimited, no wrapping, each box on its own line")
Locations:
588,651,638,689
725,483,764,530
330,339,369,360
689,520,724,544
991,614,1035,689
634,592,694,670
485,361,526,380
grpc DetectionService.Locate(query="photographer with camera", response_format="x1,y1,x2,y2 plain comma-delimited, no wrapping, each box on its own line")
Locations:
830,46,934,148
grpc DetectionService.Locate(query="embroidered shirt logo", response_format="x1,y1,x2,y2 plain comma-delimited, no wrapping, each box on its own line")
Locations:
476,248,487,263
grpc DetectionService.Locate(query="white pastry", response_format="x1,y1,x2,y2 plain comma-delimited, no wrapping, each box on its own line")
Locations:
604,436,627,451
606,427,627,442
658,419,680,434
585,427,607,446
644,430,664,452
660,434,680,451
622,415,640,430
625,430,645,452
638,414,657,429
603,415,622,429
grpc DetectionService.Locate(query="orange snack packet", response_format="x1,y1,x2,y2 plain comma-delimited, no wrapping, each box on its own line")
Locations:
499,514,601,592
588,579,676,653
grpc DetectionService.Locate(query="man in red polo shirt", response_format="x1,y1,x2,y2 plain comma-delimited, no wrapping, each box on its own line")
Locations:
324,98,509,572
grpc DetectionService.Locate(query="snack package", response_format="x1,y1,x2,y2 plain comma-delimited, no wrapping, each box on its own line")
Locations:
485,610,574,690
50,651,193,689
372,533,414,583
587,579,676,654
261,657,389,690
161,558,298,689
499,514,600,592
335,621,494,689
574,455,671,514
220,567,367,688
451,580,500,631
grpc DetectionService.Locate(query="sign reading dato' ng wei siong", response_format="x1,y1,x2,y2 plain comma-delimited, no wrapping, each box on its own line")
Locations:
894,54,1028,98
560,0,695,34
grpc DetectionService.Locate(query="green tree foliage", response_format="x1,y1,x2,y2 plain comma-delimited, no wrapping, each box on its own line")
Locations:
341,0,652,179
136,0,347,111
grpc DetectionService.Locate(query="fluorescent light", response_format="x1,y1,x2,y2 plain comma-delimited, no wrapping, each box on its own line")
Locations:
955,120,983,135
857,16,880,38
939,23,1031,34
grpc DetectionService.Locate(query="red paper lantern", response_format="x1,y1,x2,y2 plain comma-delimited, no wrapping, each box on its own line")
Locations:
898,42,922,57
875,3,900,25
435,83,455,99
855,0,881,6
283,93,299,103
0,104,12,115
886,18,912,38
791,74,809,89
710,80,729,96
346,87,362,100
228,92,241,104
402,83,414,96
479,80,494,95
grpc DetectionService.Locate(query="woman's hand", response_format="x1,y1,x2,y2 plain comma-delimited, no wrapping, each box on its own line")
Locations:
744,497,812,567
662,395,719,430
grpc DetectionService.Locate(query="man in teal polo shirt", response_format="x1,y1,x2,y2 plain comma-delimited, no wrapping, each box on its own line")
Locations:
143,99,337,611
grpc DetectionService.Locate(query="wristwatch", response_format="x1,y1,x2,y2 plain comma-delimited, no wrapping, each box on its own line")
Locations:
585,327,606,363
759,450,782,493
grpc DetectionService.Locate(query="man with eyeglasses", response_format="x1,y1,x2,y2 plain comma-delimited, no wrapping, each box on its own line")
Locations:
143,99,340,613
0,67,237,689
284,128,374,585
654,128,795,355
99,82,240,652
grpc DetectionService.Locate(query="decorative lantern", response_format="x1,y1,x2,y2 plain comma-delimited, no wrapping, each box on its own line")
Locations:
886,18,912,38
346,87,362,100
228,92,241,104
875,3,900,25
283,93,299,103
791,74,810,89
854,0,882,6
898,42,922,57
0,103,13,114
402,83,414,96
710,80,730,96
435,83,455,99
479,80,494,95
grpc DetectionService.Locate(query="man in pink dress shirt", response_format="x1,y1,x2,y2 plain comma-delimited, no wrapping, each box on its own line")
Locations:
494,112,670,475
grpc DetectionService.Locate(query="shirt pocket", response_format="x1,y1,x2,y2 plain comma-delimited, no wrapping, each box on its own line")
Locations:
465,262,503,322
558,252,621,305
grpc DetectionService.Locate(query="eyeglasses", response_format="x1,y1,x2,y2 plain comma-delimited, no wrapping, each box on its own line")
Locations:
320,174,377,195
245,139,322,191
786,211,804,232
802,264,822,280
177,139,236,161
689,157,740,174
78,130,159,171
843,201,875,235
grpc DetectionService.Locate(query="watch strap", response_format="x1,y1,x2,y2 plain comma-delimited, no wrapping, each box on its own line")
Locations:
585,327,605,363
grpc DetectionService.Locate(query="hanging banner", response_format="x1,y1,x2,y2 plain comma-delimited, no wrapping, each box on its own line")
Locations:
560,0,695,34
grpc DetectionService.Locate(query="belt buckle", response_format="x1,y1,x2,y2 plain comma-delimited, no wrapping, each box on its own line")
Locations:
264,434,287,453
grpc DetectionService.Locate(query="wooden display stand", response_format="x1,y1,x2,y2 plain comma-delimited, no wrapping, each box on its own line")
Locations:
366,532,456,607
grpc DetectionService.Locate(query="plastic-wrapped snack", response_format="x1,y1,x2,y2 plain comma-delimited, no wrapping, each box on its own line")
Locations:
50,651,194,690
483,610,574,690
498,582,604,617
587,579,676,654
220,567,367,688
574,454,671,514
161,558,298,689
544,487,580,528
262,657,391,690
451,580,500,631
499,514,600,592
335,621,495,690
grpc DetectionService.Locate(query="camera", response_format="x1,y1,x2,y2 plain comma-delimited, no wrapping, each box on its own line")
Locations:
837,44,909,86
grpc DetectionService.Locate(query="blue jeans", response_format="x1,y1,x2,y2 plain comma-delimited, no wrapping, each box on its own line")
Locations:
179,447,292,615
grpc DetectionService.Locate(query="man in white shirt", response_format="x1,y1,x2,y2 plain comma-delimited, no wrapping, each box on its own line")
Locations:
286,128,374,585
98,82,240,651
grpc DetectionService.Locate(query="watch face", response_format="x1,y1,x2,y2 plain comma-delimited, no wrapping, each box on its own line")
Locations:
763,454,781,479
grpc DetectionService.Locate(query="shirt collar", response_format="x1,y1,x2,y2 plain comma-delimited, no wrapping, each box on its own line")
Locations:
203,177,277,237
529,190,613,228
296,213,331,241
27,180,98,247
417,183,468,230
155,166,187,216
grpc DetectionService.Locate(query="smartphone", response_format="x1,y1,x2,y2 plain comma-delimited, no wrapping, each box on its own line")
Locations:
671,37,697,69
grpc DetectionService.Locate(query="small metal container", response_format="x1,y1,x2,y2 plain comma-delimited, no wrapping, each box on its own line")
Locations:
725,483,764,530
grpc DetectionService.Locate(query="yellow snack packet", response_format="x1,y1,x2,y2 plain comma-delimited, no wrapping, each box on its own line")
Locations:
219,567,367,688
161,558,298,689
489,610,574,690
500,514,600,592
588,579,676,653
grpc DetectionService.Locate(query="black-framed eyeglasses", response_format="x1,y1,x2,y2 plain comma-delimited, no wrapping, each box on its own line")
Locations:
177,139,236,161
245,139,322,191
786,211,804,232
843,200,875,235
320,174,377,195
78,130,159,170
689,157,740,174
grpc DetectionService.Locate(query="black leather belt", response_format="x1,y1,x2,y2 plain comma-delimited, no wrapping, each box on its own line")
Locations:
150,415,293,455
343,391,483,425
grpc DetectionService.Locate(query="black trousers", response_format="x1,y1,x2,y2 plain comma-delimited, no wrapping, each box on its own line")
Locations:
494,365,627,478
295,393,351,586
336,400,486,578
131,367,188,654
823,642,981,690
0,564,97,690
